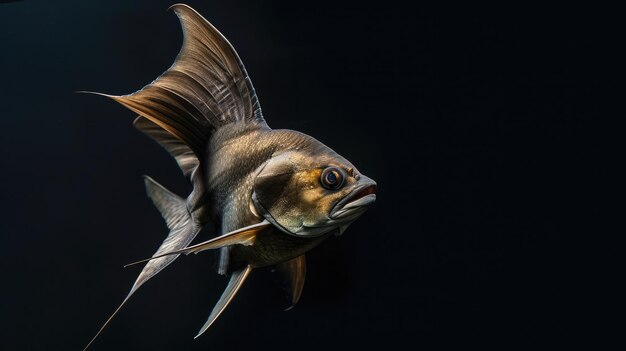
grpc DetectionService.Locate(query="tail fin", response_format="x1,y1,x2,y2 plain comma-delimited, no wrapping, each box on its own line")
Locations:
139,176,202,284
145,176,189,230
84,177,201,350
84,5,270,348
82,3,271,278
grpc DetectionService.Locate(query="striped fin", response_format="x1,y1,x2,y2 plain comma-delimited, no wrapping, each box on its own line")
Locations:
90,3,266,156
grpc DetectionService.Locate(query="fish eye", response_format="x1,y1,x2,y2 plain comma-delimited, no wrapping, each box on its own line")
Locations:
320,167,345,190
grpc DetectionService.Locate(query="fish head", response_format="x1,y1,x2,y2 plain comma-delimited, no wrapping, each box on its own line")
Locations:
252,136,376,237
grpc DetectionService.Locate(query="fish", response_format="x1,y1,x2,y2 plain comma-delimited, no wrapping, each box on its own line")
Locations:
83,3,376,349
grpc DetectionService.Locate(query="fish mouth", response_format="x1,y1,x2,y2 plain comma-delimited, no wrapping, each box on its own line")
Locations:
330,183,377,219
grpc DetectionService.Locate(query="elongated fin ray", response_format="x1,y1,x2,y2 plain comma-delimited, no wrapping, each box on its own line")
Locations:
196,265,253,338
84,178,200,350
125,220,272,267
276,255,307,309
83,295,132,351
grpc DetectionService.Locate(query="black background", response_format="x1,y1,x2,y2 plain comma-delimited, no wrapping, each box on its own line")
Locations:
0,1,606,350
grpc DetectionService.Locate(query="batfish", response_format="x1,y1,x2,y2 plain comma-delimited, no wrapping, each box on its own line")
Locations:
84,4,376,349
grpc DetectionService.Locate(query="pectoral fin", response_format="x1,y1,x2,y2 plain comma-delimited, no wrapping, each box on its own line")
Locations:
276,255,307,309
196,265,253,338
125,220,272,267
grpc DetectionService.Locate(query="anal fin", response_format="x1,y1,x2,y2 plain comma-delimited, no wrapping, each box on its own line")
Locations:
276,255,307,309
196,265,253,338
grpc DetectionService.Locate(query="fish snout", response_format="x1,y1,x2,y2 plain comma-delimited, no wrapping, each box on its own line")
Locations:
357,174,377,193
330,176,377,220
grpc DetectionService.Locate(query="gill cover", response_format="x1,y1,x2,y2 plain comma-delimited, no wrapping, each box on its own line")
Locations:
251,152,344,237
252,153,302,235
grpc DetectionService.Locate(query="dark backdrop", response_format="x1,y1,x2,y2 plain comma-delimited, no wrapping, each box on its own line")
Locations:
0,1,605,350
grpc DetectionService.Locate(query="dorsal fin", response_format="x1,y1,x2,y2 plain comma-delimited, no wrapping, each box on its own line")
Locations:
134,117,199,179
96,3,266,156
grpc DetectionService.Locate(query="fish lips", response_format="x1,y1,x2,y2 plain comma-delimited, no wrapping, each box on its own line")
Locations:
330,182,377,220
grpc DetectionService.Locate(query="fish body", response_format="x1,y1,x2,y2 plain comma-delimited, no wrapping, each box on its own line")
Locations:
84,4,376,349
207,126,373,271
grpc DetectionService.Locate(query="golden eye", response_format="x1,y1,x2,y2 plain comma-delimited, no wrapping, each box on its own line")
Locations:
320,167,345,190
